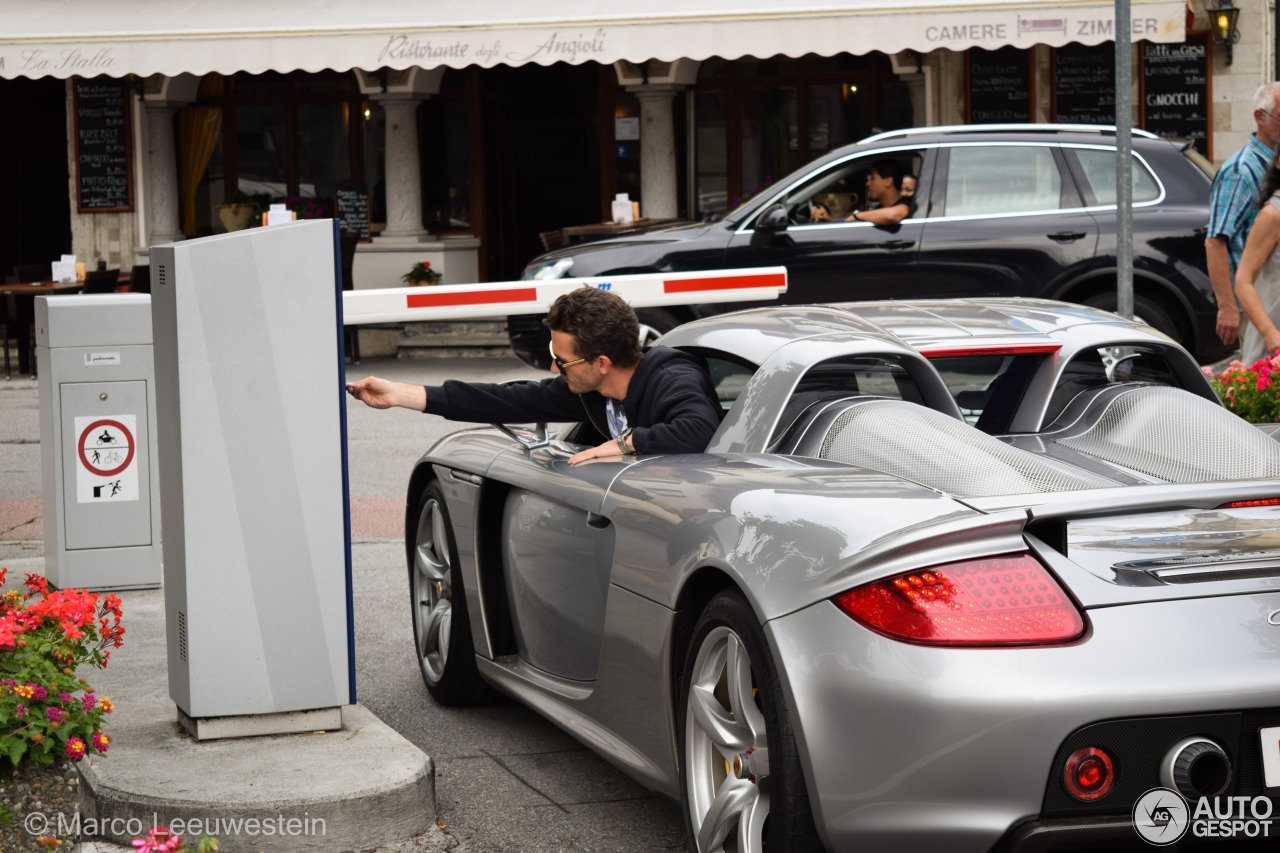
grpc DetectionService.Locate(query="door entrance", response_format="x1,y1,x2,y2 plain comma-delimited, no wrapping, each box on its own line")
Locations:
481,64,605,282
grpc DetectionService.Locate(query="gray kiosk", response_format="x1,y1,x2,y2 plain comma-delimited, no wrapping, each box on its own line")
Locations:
151,220,354,738
36,293,162,590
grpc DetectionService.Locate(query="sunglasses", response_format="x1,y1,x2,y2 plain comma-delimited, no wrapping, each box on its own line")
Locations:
548,340,588,371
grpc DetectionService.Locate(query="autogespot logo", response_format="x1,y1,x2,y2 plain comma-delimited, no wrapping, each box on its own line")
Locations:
1133,787,1190,845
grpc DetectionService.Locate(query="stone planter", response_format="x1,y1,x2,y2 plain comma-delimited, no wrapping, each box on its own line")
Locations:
215,203,259,232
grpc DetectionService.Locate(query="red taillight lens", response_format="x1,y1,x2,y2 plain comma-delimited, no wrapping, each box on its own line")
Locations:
1219,497,1280,508
832,553,1085,646
1063,746,1115,801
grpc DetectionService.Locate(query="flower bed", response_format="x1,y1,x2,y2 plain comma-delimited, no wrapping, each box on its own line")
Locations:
1203,351,1280,424
0,568,124,843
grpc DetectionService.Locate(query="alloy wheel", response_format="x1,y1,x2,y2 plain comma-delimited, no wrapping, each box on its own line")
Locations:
412,497,452,683
685,625,770,853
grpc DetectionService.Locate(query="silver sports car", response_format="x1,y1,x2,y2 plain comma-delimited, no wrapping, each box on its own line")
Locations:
405,298,1280,853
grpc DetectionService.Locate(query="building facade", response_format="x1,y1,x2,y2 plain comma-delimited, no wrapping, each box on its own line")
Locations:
0,0,1271,290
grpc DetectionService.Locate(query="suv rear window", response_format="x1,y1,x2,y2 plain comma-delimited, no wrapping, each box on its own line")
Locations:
944,146,1067,216
1069,148,1162,204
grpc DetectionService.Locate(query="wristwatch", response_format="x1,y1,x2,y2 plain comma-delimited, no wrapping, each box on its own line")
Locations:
615,428,634,455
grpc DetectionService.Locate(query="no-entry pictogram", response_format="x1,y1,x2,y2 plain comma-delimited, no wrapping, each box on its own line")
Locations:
78,418,135,476
75,415,139,503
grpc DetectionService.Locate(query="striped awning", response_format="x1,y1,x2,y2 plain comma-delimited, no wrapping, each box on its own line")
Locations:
0,0,1187,80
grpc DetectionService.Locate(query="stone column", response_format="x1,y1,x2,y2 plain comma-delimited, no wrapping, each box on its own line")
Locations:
376,95,430,242
145,103,183,247
629,86,681,220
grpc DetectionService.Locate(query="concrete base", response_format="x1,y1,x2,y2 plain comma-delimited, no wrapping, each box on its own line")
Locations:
78,704,435,853
177,706,343,741
352,236,481,290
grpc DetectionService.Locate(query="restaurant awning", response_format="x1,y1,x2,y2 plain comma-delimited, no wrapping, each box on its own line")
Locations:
0,0,1187,81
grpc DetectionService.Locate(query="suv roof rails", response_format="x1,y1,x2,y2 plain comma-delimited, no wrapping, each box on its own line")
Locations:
861,124,1160,144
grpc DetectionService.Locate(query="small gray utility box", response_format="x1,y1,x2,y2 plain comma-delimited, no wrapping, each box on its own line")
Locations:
36,293,161,590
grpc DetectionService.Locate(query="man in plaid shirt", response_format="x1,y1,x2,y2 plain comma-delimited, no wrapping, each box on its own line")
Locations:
1206,82,1280,346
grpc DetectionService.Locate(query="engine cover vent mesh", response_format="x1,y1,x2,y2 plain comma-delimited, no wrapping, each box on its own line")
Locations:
818,400,1118,497
1055,387,1280,482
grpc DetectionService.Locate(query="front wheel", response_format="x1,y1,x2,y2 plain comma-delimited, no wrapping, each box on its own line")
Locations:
636,307,682,347
677,590,822,853
409,480,492,706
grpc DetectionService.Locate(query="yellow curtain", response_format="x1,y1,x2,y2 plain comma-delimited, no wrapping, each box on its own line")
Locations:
178,76,225,237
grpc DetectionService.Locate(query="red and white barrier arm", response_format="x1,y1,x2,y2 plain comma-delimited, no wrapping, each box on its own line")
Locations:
340,267,787,325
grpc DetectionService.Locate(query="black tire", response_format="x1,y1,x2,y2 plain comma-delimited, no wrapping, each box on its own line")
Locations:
677,590,823,853
636,307,683,347
408,480,492,706
1082,291,1183,346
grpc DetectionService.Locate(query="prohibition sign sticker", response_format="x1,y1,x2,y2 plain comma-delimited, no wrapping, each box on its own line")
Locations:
75,416,138,502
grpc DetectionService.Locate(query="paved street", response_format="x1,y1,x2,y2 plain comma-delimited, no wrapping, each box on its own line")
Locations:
0,354,685,853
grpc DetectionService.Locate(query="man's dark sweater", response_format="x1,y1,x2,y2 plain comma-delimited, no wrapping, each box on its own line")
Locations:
423,346,721,454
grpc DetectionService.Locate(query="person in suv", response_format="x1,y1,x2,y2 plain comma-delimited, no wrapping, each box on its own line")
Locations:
513,124,1228,368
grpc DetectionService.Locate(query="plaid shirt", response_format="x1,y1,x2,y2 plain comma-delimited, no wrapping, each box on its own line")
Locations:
1207,133,1276,275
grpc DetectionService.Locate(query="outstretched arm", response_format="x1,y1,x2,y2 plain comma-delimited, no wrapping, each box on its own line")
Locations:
346,376,427,411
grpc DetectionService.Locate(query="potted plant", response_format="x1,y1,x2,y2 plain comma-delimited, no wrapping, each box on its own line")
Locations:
401,259,443,286
214,191,259,232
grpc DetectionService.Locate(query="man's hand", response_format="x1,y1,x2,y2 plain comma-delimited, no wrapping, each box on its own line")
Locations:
569,438,629,465
1217,304,1241,347
346,376,427,411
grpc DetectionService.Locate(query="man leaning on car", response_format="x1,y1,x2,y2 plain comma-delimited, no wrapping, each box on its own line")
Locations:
1206,81,1280,346
346,287,722,464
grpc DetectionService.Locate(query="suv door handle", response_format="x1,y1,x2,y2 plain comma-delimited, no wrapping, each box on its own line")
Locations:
1047,231,1087,243
880,240,915,252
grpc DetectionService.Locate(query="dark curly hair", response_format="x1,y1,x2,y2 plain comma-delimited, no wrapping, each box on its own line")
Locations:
544,286,642,367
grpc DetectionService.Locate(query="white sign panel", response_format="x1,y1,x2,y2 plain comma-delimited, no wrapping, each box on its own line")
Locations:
75,415,139,503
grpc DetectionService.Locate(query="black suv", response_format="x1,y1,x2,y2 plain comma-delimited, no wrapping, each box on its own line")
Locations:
511,124,1228,367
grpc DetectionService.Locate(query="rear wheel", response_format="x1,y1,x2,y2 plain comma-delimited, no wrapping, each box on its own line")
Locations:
678,590,822,853
1082,291,1183,345
409,480,491,705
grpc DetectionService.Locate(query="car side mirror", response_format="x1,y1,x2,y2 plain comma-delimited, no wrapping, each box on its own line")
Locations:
751,204,789,247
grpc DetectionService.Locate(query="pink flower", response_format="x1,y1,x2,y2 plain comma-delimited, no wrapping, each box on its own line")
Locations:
82,693,96,711
132,829,182,853
1258,376,1271,391
92,732,111,754
65,737,86,760
45,706,63,723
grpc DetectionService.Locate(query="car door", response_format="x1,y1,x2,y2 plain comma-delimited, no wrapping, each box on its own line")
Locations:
723,146,934,304
915,143,1100,298
486,444,619,682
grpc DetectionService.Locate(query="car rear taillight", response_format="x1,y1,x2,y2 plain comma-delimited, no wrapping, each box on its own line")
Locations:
1064,746,1115,801
1219,497,1280,508
832,553,1085,646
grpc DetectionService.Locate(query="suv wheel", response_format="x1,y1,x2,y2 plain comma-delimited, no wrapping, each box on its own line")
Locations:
1082,292,1182,345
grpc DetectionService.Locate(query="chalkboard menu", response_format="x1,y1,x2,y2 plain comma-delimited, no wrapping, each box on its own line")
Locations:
1142,35,1210,158
968,47,1032,123
72,78,133,213
1053,43,1115,125
335,186,370,239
